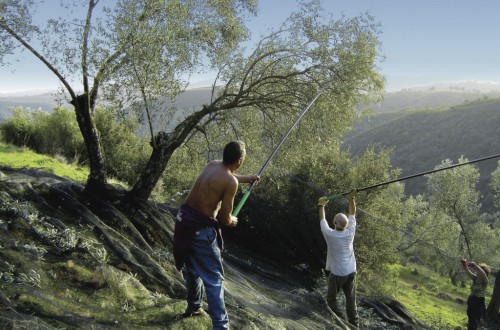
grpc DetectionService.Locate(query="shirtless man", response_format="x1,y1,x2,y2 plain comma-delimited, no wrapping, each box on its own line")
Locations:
173,141,259,330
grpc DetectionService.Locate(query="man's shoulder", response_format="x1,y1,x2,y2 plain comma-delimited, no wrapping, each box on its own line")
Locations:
206,160,222,167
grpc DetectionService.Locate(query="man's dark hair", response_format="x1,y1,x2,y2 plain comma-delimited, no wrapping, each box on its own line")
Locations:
223,141,246,164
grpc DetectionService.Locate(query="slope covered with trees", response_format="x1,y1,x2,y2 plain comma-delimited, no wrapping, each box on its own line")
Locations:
344,97,500,211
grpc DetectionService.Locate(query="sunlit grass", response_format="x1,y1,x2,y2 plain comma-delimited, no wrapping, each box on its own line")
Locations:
0,142,89,182
391,263,493,329
1,141,495,329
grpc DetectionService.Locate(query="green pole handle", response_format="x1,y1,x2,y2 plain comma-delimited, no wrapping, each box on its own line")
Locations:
327,194,343,201
232,190,252,217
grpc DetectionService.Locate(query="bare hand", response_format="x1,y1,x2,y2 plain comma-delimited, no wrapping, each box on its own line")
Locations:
228,216,238,227
349,189,357,199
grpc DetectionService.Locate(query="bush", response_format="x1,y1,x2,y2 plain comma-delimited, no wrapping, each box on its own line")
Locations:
94,108,151,185
1,107,85,162
1,107,37,147
1,106,151,185
33,108,86,161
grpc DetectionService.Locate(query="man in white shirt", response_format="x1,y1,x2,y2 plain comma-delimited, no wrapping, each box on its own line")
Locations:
317,190,358,327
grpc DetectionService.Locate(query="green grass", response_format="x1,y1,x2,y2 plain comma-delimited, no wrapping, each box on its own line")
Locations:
0,142,89,182
1,141,494,329
390,263,493,329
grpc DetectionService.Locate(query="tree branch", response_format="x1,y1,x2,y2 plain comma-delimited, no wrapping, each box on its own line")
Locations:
0,21,76,100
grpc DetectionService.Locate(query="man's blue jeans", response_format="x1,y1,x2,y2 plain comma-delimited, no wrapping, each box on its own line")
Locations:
184,227,229,329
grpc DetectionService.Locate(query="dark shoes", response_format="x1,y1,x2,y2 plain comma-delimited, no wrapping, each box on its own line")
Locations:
176,307,208,320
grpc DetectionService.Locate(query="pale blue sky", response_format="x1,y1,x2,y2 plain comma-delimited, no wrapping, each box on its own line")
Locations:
1,0,500,92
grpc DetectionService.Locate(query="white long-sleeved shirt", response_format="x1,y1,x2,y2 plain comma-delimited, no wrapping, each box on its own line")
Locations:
320,215,356,276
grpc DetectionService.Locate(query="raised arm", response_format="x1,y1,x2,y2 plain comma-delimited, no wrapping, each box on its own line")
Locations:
461,258,488,283
468,261,488,284
348,189,357,216
461,259,476,279
318,197,329,221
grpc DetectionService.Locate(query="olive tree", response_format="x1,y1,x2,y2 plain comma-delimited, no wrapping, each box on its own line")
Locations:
426,157,483,260
1,0,384,205
0,0,256,191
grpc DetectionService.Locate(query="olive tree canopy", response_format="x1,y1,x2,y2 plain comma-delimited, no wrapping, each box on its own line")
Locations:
1,0,384,204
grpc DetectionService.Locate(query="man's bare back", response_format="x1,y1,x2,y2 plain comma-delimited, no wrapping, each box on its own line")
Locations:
185,160,238,226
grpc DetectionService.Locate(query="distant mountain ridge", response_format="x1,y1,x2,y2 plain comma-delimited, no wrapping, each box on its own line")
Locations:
2,80,500,120
2,81,500,211
344,98,500,211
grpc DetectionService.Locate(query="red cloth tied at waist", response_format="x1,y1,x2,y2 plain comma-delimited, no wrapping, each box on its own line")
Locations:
173,204,223,271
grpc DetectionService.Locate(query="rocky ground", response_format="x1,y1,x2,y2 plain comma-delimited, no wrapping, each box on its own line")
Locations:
0,166,428,329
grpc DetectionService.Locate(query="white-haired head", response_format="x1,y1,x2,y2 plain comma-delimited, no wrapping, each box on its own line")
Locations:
333,213,348,231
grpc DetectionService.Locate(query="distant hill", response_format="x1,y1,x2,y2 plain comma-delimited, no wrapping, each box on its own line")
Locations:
0,88,214,128
368,90,500,113
344,98,500,211
2,82,500,211
0,90,70,122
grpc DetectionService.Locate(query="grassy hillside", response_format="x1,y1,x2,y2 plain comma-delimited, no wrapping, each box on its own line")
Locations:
344,97,500,210
1,142,493,329
390,263,493,329
0,143,89,182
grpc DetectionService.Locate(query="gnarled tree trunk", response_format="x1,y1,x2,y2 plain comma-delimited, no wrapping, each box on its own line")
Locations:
126,131,179,204
71,94,107,190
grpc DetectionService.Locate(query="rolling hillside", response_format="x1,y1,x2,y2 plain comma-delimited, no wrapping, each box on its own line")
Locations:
344,98,500,210
2,83,500,210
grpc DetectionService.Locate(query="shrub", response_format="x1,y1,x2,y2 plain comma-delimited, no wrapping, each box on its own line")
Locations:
1,107,85,162
32,107,85,161
94,108,151,185
1,107,37,147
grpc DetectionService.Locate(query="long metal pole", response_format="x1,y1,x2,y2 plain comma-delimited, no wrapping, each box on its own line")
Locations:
330,152,500,199
233,81,333,216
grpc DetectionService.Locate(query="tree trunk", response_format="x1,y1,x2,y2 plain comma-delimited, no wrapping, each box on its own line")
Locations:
71,94,107,189
449,268,459,286
126,132,178,204
486,268,500,323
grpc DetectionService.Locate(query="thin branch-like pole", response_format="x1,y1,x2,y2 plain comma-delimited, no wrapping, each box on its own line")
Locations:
0,22,76,100
333,153,500,197
81,0,96,97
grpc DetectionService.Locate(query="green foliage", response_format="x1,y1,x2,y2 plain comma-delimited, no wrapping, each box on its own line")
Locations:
1,107,37,146
160,142,207,200
94,108,151,185
426,158,482,259
0,106,152,185
392,263,494,329
492,161,500,209
33,107,85,160
1,107,85,161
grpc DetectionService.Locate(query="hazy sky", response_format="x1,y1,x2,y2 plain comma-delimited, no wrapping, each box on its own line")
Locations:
1,0,500,93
